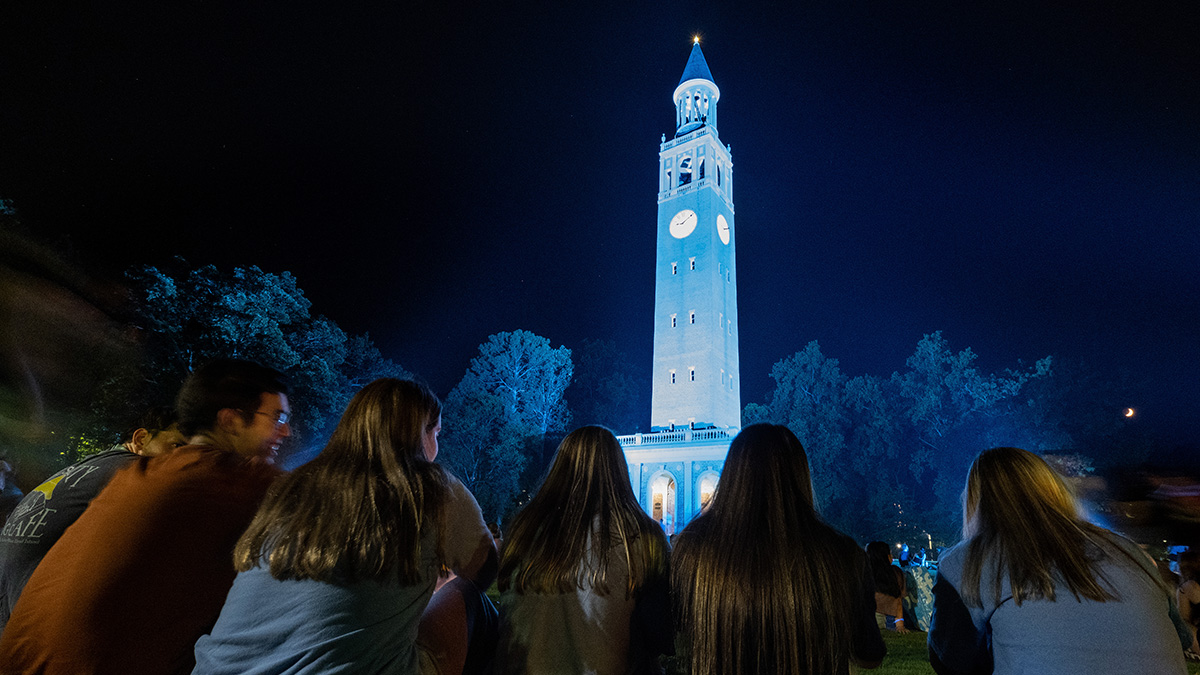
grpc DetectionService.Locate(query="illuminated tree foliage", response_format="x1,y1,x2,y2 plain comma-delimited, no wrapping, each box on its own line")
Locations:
438,330,572,520
92,262,408,464
746,332,1054,542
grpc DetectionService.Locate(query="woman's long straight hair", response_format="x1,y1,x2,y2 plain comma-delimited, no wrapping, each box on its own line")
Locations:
499,426,667,598
233,378,448,583
672,424,861,675
959,446,1160,607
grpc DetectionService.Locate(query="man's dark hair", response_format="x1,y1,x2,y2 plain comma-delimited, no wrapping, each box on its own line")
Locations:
175,359,289,437
120,406,179,442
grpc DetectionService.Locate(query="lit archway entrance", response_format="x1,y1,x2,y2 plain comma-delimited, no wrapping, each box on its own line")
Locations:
650,473,677,533
697,472,719,513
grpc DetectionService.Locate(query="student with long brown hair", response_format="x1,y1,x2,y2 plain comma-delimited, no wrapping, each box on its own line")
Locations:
672,423,885,675
929,446,1190,674
193,378,496,675
496,426,671,674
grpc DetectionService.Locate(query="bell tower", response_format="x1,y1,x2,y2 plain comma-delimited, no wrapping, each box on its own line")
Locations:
621,38,740,534
650,39,740,431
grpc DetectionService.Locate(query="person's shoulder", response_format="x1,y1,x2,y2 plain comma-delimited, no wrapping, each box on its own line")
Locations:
824,528,867,562
1098,529,1143,556
78,448,140,467
145,445,281,486
935,542,969,581
439,470,476,507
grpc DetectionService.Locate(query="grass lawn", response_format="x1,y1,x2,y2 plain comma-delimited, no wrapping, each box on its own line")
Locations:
870,631,934,674
871,631,1200,674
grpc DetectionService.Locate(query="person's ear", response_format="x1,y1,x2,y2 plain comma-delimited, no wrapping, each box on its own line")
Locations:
215,408,244,434
128,428,152,455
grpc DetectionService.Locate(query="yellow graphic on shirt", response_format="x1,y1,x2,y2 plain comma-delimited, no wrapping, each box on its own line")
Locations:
31,474,66,500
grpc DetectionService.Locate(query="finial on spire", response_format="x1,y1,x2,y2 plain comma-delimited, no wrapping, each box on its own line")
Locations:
693,35,700,45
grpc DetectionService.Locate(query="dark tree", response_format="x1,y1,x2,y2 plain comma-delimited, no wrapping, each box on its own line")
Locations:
568,338,646,433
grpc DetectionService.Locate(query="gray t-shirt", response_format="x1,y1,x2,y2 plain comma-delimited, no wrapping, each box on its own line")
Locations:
192,473,490,675
0,449,137,636
930,533,1188,675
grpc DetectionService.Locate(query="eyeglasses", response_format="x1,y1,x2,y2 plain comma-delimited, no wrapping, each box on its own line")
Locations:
253,410,291,427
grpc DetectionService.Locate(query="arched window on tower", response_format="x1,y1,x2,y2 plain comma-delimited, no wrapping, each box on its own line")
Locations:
678,156,692,186
698,159,705,180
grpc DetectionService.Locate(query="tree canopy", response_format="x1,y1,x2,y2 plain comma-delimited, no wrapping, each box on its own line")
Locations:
746,333,1057,542
90,263,408,465
438,330,572,520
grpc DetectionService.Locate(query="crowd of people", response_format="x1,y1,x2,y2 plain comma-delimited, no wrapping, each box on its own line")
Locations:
0,357,1194,674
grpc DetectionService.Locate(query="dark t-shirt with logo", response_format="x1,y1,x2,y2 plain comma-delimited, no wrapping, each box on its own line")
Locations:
0,449,137,635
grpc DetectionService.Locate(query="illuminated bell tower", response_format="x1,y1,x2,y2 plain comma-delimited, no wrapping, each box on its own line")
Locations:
650,39,740,431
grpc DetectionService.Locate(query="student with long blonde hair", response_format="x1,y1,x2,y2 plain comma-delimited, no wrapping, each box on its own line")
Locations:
672,424,885,675
929,446,1190,674
496,426,671,674
193,378,496,675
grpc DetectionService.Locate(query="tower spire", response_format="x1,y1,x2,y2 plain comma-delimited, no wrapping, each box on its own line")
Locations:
673,42,720,137
677,41,715,88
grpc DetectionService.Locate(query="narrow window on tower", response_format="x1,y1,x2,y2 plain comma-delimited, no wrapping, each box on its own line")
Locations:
717,164,722,186
670,370,676,384
690,368,695,382
671,262,677,275
679,155,692,186
727,319,732,335
719,312,723,328
671,314,677,328
689,257,696,271
698,158,705,180
689,311,695,324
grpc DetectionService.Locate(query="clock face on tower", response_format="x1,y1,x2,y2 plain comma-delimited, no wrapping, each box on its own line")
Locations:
717,214,731,245
669,209,698,239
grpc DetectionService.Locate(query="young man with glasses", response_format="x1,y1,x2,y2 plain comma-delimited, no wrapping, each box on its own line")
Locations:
0,359,288,674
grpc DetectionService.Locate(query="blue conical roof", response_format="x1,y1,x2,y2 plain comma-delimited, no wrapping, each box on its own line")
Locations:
677,43,715,86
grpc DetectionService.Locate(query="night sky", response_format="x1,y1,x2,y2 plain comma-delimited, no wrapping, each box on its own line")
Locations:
3,2,1198,449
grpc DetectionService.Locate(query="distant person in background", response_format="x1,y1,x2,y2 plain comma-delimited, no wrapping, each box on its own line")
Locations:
672,424,885,675
0,460,20,523
0,406,185,636
496,426,671,675
194,378,497,675
0,358,287,674
487,521,503,551
867,541,909,634
929,447,1191,675
1177,550,1200,657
